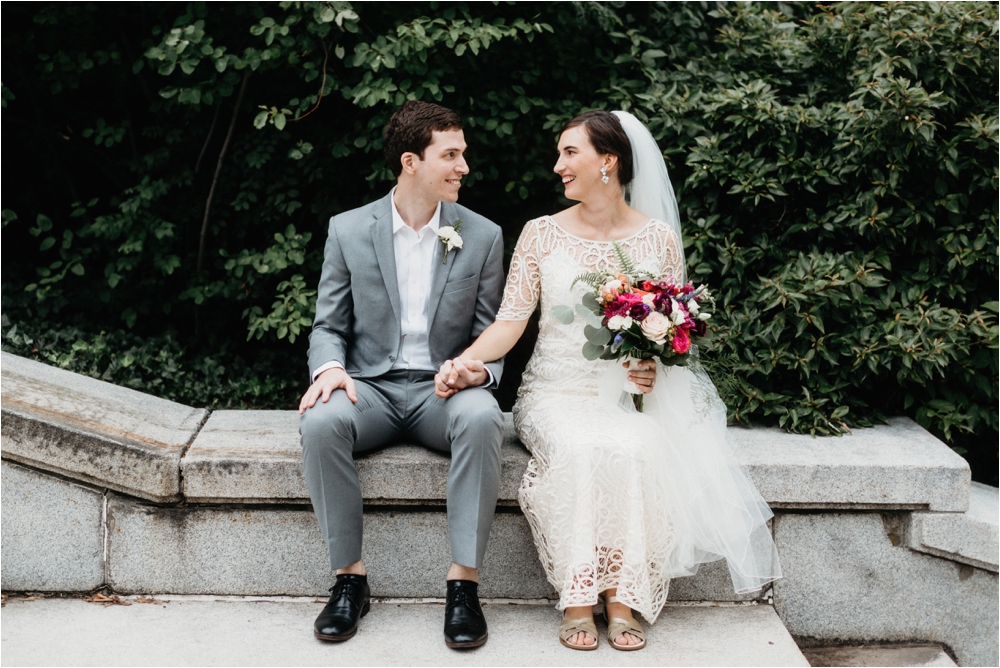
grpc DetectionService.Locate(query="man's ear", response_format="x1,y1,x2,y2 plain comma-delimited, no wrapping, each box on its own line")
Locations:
400,151,419,176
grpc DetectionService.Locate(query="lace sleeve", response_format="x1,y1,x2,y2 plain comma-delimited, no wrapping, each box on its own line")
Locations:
661,223,685,282
496,219,542,321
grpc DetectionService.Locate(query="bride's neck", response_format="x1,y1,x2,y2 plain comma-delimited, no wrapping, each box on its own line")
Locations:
575,191,634,240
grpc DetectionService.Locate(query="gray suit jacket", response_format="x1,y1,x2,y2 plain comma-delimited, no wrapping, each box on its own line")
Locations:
307,191,505,388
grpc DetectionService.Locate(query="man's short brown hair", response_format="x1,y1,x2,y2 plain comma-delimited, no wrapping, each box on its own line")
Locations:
383,100,463,177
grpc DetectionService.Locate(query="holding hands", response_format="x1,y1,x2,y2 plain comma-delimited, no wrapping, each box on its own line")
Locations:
435,359,488,398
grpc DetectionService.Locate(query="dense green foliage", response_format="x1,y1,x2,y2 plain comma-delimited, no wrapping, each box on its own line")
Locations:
2,2,997,479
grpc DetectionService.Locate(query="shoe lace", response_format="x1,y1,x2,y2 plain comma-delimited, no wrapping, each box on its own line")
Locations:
329,580,359,606
447,583,479,613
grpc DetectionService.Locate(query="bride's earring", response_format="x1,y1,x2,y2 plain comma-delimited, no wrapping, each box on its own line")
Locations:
601,166,610,185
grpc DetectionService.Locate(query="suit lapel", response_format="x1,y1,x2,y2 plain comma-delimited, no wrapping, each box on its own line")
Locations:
425,202,459,323
370,193,401,326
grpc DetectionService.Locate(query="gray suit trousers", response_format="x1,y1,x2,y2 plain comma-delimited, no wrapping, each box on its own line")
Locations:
299,369,503,571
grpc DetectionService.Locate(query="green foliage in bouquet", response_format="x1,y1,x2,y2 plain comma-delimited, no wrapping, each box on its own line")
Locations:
1,2,996,476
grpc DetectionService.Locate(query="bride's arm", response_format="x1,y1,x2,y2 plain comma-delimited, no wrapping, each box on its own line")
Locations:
434,319,528,397
461,319,528,363
436,219,542,397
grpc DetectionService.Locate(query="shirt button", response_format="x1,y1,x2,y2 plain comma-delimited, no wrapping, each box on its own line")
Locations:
389,355,395,362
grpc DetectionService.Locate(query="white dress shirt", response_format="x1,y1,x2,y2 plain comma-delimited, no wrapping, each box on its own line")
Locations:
313,189,492,386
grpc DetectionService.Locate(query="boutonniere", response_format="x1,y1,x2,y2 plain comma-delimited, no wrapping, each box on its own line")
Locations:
438,219,463,264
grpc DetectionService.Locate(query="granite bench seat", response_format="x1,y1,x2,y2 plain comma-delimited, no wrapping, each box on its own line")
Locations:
2,352,973,511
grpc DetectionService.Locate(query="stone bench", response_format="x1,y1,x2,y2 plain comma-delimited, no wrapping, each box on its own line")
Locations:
2,352,997,665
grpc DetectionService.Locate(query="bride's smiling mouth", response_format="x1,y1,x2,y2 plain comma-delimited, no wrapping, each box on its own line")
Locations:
562,175,576,184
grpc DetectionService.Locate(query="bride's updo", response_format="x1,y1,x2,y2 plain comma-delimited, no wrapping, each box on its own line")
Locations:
561,110,634,187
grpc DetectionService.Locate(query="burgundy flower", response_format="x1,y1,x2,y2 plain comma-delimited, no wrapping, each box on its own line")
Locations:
694,320,707,337
629,303,651,321
654,293,673,314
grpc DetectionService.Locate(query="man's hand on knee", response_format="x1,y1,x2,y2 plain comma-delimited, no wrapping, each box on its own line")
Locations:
434,359,487,399
299,368,357,414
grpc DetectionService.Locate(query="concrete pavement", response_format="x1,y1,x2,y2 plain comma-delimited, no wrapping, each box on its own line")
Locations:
0,596,808,666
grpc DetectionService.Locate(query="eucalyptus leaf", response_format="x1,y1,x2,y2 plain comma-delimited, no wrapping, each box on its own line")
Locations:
584,324,612,345
582,341,604,361
550,304,575,324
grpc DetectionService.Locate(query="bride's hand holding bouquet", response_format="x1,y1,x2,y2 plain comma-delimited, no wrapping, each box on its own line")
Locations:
552,241,716,410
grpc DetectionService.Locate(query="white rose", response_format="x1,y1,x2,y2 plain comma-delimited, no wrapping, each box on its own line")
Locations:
438,226,463,249
607,315,626,331
640,311,670,344
620,316,634,330
642,293,656,307
670,299,686,326
698,312,712,321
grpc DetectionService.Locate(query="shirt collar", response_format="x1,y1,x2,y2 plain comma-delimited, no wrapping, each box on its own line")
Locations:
390,186,442,236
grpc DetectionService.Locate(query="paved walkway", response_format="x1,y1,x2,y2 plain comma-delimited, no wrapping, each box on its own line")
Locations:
1,596,808,666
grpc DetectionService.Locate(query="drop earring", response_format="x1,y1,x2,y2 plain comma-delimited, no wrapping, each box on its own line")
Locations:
601,166,610,185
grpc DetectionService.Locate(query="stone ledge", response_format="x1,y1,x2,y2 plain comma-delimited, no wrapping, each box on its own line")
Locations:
1,353,207,502
730,418,970,512
0,352,974,512
186,410,969,512
181,410,528,504
906,482,999,572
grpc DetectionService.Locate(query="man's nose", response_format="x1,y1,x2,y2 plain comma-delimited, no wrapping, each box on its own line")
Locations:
456,156,469,174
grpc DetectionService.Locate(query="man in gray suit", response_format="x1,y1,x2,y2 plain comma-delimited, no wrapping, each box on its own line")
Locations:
298,101,505,649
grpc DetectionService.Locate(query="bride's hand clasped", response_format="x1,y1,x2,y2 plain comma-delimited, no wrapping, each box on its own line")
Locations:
434,358,487,398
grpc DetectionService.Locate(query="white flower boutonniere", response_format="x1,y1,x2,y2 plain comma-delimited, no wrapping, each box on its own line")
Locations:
438,219,463,264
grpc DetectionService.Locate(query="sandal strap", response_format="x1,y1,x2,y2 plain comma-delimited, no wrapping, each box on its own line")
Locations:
559,617,598,642
607,617,646,645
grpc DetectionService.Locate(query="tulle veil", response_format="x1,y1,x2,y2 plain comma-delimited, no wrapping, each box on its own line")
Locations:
599,110,782,595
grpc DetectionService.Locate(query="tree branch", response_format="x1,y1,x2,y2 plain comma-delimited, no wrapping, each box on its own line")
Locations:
197,70,249,276
195,102,223,174
290,41,328,122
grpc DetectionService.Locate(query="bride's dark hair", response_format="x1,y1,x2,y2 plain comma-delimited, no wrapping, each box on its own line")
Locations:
561,110,634,186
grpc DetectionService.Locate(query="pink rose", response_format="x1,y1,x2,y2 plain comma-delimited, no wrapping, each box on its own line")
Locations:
672,327,691,354
640,311,670,344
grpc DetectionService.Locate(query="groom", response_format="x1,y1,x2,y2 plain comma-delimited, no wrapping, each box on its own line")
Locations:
298,100,506,649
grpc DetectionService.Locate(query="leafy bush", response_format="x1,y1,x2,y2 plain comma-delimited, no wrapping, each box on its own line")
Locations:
1,313,300,409
2,2,996,481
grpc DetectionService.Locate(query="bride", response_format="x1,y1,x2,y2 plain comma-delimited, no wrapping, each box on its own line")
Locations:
435,110,781,651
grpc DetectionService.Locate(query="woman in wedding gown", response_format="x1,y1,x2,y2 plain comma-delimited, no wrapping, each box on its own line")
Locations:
435,110,781,651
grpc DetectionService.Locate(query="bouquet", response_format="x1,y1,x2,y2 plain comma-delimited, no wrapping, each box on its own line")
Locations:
551,242,715,411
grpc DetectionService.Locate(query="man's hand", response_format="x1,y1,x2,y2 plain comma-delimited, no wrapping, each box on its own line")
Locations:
299,367,357,414
625,358,657,394
434,359,488,399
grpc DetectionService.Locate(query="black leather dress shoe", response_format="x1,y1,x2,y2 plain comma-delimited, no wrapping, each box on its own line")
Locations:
314,573,371,642
444,579,488,649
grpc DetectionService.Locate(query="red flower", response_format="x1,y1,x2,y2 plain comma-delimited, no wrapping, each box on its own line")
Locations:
672,327,691,354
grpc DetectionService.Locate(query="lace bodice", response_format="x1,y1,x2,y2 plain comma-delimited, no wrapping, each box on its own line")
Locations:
496,216,682,400
496,216,684,322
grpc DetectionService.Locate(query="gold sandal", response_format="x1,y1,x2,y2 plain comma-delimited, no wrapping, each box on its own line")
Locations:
605,595,646,651
559,616,599,651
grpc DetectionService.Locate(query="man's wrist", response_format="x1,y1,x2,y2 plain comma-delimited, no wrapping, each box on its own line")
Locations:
312,360,345,384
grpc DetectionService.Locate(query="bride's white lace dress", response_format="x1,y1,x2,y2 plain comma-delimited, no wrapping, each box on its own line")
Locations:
495,216,781,623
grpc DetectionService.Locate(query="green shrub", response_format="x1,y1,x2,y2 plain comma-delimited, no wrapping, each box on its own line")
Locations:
2,2,996,479
1,315,299,410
